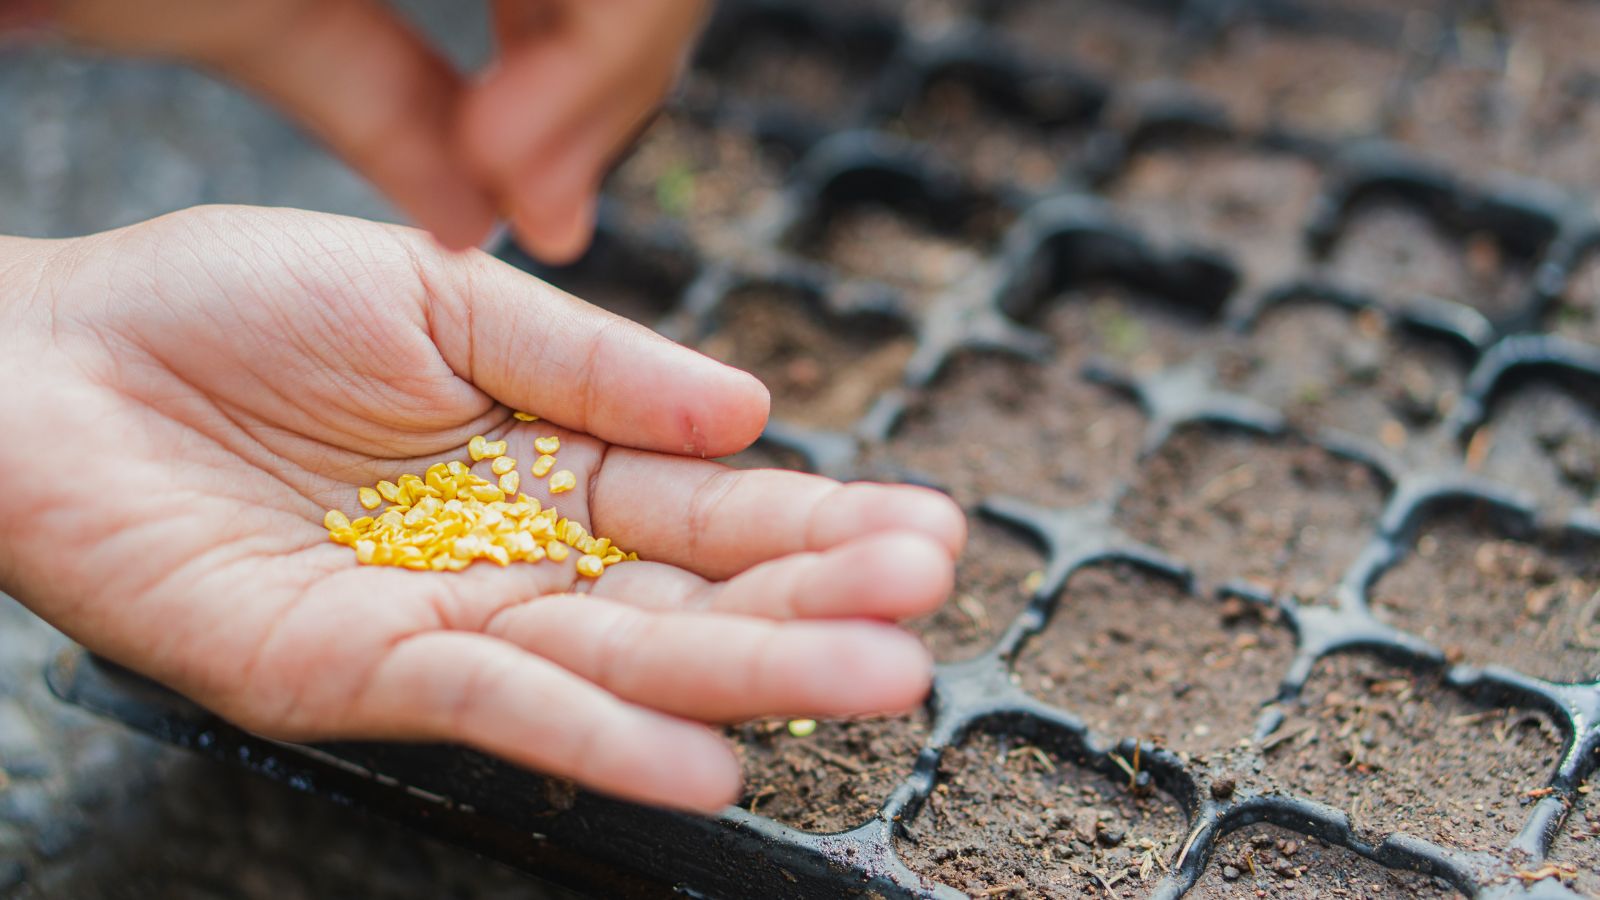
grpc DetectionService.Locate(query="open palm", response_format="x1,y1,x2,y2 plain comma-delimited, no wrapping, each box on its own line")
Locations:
0,207,963,811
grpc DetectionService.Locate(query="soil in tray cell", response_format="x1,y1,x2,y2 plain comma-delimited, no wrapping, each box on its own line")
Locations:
1468,381,1600,517
1546,792,1600,899
1260,653,1563,853
896,730,1186,899
1186,823,1461,898
604,114,791,252
1223,301,1467,444
1549,250,1600,347
891,75,1093,193
686,28,878,126
1015,563,1292,758
1032,285,1234,378
1321,200,1535,322
909,517,1043,662
693,286,915,431
991,0,1182,82
1369,514,1600,684
807,205,995,311
729,711,928,833
1392,3,1600,186
1183,20,1414,138
1116,427,1387,599
1104,143,1321,294
881,351,1144,508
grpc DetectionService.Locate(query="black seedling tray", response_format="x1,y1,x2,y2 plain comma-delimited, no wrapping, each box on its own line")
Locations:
54,0,1600,896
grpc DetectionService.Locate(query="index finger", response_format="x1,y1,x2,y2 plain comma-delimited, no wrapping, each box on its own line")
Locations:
417,239,770,458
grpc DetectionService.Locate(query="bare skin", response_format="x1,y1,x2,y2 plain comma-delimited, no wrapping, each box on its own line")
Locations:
23,0,707,259
0,206,965,812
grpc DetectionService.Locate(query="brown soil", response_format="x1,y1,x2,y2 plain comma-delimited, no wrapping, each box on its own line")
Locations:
892,77,1090,192
1321,201,1533,322
1183,22,1413,138
1224,301,1467,444
1550,251,1600,345
881,351,1145,508
896,730,1186,898
729,712,928,833
1369,516,1600,684
1260,654,1562,852
687,33,870,126
1116,427,1388,598
1391,3,1600,186
992,0,1180,82
909,518,1043,663
1468,382,1600,517
1186,824,1460,898
606,114,791,254
808,206,992,311
1032,286,1233,378
1105,144,1321,294
1015,563,1293,758
695,286,915,431
1546,792,1600,898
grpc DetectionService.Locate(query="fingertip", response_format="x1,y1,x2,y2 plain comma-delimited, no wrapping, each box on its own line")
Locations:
829,485,968,558
621,717,741,813
510,192,596,266
866,532,958,618
696,365,770,458
799,622,933,716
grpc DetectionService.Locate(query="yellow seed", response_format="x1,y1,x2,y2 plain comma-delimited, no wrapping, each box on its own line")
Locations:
328,528,358,546
482,439,508,459
446,460,470,479
491,456,517,476
534,435,561,455
787,719,818,738
530,454,556,477
549,470,577,494
358,487,382,510
376,480,402,503
468,435,489,460
512,411,539,422
351,516,374,532
469,484,505,503
602,552,624,566
499,471,520,495
324,509,351,531
546,541,570,562
355,540,377,564
576,554,605,578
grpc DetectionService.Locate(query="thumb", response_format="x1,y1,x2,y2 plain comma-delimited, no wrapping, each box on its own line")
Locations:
55,0,499,250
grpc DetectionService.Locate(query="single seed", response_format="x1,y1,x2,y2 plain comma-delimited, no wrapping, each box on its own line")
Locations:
376,480,402,503
499,471,520,495
534,435,561,455
512,411,539,422
546,541,570,562
468,435,489,460
549,470,577,494
324,509,351,531
531,454,556,477
482,438,508,459
491,456,517,476
576,554,605,578
358,487,382,510
787,719,817,738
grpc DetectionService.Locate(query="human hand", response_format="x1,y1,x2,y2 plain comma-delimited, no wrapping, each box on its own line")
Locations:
33,0,707,260
0,206,964,811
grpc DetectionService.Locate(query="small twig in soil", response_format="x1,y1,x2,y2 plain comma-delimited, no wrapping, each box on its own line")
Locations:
1260,723,1314,752
978,880,1026,896
803,743,865,774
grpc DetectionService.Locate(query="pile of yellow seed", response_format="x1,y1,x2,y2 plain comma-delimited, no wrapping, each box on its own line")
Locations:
323,413,634,576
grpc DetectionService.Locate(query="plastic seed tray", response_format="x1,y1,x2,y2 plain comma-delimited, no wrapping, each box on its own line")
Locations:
53,0,1600,896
